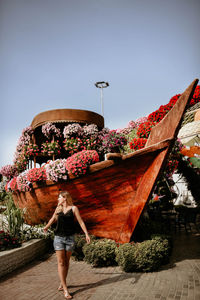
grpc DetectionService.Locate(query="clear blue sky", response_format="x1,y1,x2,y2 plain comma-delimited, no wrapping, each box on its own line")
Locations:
0,0,200,168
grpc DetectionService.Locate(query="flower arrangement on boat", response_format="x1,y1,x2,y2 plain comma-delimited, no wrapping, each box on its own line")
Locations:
42,122,61,139
25,143,40,157
41,140,61,156
45,159,68,182
129,138,147,150
27,167,47,183
5,150,100,192
66,150,99,177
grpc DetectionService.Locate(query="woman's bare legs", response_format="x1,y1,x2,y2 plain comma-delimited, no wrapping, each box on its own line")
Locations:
65,251,72,278
56,250,72,297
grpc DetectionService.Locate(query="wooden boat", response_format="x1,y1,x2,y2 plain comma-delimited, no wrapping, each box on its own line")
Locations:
13,79,198,243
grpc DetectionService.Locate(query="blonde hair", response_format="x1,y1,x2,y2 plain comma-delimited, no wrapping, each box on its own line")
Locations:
56,191,73,215
59,191,73,206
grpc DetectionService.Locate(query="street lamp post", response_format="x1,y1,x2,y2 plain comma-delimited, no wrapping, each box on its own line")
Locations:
95,81,109,117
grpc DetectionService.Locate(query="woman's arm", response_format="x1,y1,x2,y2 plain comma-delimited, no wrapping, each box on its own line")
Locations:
43,208,58,232
73,206,90,243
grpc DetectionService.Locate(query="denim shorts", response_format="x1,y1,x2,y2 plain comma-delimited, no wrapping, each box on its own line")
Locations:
53,235,75,251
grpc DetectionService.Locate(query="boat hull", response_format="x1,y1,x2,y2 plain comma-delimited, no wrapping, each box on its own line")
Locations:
13,149,160,243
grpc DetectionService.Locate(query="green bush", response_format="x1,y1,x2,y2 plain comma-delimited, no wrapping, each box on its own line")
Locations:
115,243,137,272
3,194,24,237
83,238,117,267
72,234,97,261
150,234,173,257
133,238,170,271
116,235,171,272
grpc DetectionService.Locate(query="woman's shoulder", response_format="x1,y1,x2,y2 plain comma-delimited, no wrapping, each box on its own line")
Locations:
72,205,79,213
72,205,76,212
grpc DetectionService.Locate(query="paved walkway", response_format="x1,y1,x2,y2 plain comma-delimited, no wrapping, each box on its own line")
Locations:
0,228,200,300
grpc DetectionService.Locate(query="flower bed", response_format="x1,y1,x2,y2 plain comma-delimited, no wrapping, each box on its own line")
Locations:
0,238,52,278
0,230,21,251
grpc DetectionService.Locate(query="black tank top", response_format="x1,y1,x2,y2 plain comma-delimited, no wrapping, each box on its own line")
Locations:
54,208,75,237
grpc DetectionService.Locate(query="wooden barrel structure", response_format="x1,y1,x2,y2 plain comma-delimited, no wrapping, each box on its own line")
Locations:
31,108,104,129
29,109,104,165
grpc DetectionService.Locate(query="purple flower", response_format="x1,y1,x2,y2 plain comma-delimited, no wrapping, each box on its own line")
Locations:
42,122,61,139
44,159,68,182
63,123,83,139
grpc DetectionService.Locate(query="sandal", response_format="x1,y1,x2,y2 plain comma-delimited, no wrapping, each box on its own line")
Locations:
58,284,63,291
64,290,73,299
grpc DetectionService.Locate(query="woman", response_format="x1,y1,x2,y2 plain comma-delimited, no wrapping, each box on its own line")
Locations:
44,191,90,299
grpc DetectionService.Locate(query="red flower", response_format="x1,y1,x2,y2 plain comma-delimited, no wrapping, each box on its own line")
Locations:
27,167,47,183
129,138,147,150
66,150,99,177
137,121,156,138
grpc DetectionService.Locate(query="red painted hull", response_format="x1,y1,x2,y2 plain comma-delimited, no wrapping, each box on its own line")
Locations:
13,79,198,243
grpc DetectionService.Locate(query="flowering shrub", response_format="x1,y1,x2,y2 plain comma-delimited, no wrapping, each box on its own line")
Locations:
13,126,33,168
63,136,98,154
0,180,7,194
127,120,136,129
27,167,47,183
15,126,33,153
147,104,171,123
83,124,99,137
163,140,184,176
9,177,18,191
134,116,148,127
41,141,61,156
42,122,61,139
86,127,109,155
81,137,97,151
63,123,83,139
66,150,99,177
63,137,83,155
16,170,32,192
13,126,33,173
137,121,156,138
190,85,200,106
129,138,147,151
25,143,40,157
14,151,28,173
0,164,18,180
101,131,127,153
115,127,133,135
146,85,200,124
45,159,68,181
0,230,21,251
168,94,181,107
166,159,179,176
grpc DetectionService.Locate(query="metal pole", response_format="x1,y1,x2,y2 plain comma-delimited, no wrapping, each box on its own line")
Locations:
100,87,104,117
94,81,109,117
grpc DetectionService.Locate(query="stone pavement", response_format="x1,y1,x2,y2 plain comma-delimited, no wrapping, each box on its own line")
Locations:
0,228,200,300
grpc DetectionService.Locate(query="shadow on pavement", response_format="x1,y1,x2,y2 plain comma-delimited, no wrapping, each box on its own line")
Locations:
70,272,141,297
